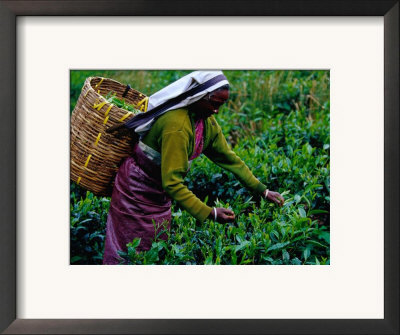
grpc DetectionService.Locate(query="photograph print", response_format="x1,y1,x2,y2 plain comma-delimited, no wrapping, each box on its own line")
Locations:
70,70,330,265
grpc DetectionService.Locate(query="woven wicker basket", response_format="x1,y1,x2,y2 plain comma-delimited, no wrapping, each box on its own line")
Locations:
70,77,148,196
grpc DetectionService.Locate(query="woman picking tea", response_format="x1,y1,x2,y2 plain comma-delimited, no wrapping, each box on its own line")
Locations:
103,71,284,265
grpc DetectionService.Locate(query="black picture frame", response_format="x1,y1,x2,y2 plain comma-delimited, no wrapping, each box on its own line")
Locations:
1,1,398,334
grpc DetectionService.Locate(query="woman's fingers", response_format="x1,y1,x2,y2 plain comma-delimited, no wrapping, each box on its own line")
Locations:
276,197,283,206
222,209,235,221
275,194,285,206
267,191,285,207
223,215,235,223
223,208,235,216
216,208,235,222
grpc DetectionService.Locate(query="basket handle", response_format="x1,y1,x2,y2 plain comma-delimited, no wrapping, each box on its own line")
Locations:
122,84,131,98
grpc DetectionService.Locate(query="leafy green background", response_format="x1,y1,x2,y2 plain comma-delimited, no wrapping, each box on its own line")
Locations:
70,70,330,265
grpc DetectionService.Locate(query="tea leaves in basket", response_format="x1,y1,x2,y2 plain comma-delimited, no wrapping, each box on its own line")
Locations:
105,91,142,115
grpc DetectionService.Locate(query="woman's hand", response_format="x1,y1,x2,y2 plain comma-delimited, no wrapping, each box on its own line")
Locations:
264,189,285,207
209,207,235,223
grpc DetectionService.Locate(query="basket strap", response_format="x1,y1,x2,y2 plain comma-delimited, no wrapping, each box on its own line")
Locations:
122,84,131,98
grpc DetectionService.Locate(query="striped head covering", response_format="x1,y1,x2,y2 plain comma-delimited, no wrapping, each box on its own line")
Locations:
124,71,229,135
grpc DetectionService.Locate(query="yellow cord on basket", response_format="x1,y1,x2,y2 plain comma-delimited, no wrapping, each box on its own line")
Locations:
136,97,146,105
104,104,113,117
77,153,93,184
136,97,149,112
84,154,92,167
93,99,107,111
94,133,101,146
119,111,132,122
94,77,104,89
77,78,108,186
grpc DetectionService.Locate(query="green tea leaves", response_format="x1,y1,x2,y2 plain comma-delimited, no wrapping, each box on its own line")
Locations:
298,207,307,218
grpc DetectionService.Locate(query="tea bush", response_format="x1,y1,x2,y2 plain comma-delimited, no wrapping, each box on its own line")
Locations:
70,70,330,265
70,183,110,264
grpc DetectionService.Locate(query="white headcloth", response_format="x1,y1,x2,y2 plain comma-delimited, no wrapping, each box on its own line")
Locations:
128,71,229,134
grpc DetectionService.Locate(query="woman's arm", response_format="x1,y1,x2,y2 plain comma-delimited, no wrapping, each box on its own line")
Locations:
160,130,213,222
203,122,267,195
203,122,284,206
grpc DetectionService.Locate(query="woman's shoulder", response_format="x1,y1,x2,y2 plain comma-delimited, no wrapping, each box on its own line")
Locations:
206,115,221,133
155,108,191,133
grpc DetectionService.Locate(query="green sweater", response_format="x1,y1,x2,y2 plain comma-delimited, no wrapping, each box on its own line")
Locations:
141,108,267,222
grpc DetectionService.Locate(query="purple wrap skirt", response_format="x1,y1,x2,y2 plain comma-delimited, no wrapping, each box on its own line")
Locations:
102,118,205,265
102,144,172,265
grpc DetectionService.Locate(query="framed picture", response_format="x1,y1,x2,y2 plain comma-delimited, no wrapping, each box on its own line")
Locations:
1,0,398,334
69,69,330,266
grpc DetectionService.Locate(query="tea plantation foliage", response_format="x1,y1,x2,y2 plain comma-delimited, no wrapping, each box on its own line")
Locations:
70,70,330,265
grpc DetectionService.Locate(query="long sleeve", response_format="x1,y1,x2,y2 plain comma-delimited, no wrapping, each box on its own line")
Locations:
203,121,267,195
160,129,212,222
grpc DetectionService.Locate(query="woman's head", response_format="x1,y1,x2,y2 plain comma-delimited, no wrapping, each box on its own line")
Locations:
190,84,230,119
124,71,230,133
